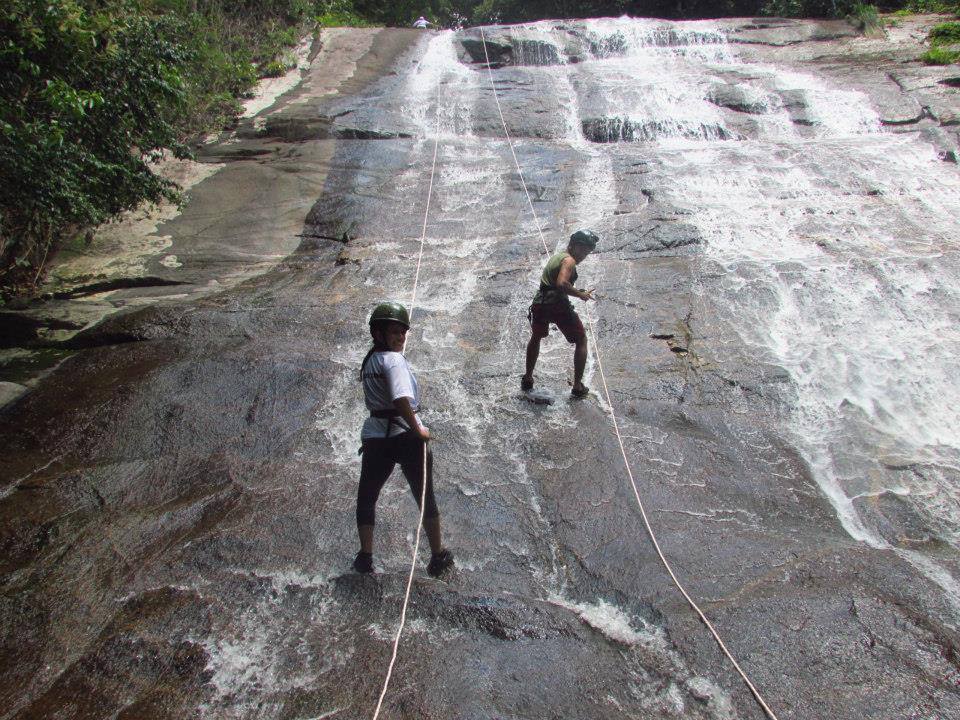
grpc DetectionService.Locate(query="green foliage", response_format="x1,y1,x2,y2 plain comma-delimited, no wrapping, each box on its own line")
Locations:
924,21,960,64
905,0,959,13
930,20,960,41
761,0,900,22
263,60,288,77
1,0,311,294
1,0,189,291
315,0,374,26
922,45,960,61
849,3,881,30
760,0,802,15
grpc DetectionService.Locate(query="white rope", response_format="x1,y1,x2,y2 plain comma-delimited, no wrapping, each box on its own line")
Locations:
480,28,550,257
371,81,442,720
478,28,780,720
584,319,780,720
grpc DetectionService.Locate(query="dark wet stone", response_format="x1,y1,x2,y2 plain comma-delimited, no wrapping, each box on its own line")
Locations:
852,490,940,548
919,92,960,127
333,126,413,140
458,34,512,65
779,88,817,126
875,87,924,126
458,29,564,67
257,116,334,141
707,83,773,114
470,70,574,139
604,221,703,256
4,19,960,720
725,17,860,46
0,312,45,347
582,117,732,143
512,38,563,66
919,125,960,163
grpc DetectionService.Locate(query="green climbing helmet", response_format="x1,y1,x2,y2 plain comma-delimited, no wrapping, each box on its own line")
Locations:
569,229,599,251
369,301,410,329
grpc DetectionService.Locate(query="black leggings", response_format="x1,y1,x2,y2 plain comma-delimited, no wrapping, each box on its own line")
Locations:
357,432,438,526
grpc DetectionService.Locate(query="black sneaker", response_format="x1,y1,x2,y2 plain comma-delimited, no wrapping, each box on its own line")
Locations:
352,551,374,574
521,376,534,391
427,549,455,578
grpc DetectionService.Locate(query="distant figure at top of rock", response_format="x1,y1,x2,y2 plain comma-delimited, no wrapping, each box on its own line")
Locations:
412,16,432,29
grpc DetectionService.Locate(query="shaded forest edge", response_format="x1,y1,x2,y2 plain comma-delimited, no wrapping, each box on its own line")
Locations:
1,0,958,301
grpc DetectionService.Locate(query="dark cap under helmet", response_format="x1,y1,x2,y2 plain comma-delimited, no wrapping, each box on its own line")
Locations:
369,301,410,329
569,229,599,251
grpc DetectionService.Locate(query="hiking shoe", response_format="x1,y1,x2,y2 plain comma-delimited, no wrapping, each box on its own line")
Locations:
427,549,454,578
571,385,590,398
352,551,374,574
520,375,534,391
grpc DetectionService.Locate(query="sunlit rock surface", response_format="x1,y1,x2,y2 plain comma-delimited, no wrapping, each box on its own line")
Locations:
2,16,960,720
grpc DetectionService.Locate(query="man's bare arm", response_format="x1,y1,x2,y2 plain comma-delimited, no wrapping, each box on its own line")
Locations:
556,257,594,301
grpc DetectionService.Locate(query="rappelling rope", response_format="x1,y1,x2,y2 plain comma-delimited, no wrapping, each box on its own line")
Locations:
370,82,442,720
585,315,780,720
479,27,781,720
480,29,550,257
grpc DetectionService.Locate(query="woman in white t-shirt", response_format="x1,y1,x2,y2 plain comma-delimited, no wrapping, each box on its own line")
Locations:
353,301,454,578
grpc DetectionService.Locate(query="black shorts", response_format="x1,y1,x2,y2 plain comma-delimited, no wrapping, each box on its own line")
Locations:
529,302,586,343
356,431,438,526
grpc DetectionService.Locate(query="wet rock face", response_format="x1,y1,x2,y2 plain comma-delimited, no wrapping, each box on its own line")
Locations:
707,82,775,114
723,16,862,45
3,17,960,720
582,116,732,142
459,29,568,66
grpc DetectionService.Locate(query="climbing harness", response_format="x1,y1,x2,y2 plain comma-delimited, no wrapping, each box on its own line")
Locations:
479,26,781,720
366,407,421,445
358,331,422,444
369,78,442,720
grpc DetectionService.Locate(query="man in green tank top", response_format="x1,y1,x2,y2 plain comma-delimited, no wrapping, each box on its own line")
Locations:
522,229,598,398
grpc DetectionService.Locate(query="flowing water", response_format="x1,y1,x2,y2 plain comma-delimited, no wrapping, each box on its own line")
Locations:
403,17,960,575
302,18,960,716
4,17,960,720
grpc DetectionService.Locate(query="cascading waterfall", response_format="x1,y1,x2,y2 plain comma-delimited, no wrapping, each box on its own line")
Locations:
476,18,960,583
11,18,960,720
306,19,960,716
434,18,960,582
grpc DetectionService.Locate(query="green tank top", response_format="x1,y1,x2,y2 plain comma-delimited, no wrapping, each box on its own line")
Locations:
533,251,577,306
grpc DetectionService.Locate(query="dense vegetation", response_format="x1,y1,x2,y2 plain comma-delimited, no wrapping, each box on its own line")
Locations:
923,19,960,62
1,0,957,298
0,0,313,296
331,0,958,25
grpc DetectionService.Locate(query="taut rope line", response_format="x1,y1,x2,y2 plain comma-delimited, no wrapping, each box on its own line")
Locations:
370,80,442,720
480,29,550,257
478,27,780,720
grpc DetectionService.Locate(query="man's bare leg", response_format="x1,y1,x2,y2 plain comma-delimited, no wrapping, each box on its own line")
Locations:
573,336,588,393
523,335,542,388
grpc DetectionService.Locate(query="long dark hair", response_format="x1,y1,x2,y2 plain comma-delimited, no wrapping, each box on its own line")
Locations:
359,324,389,380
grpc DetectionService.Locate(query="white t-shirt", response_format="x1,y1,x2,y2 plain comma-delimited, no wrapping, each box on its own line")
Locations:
361,350,422,439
